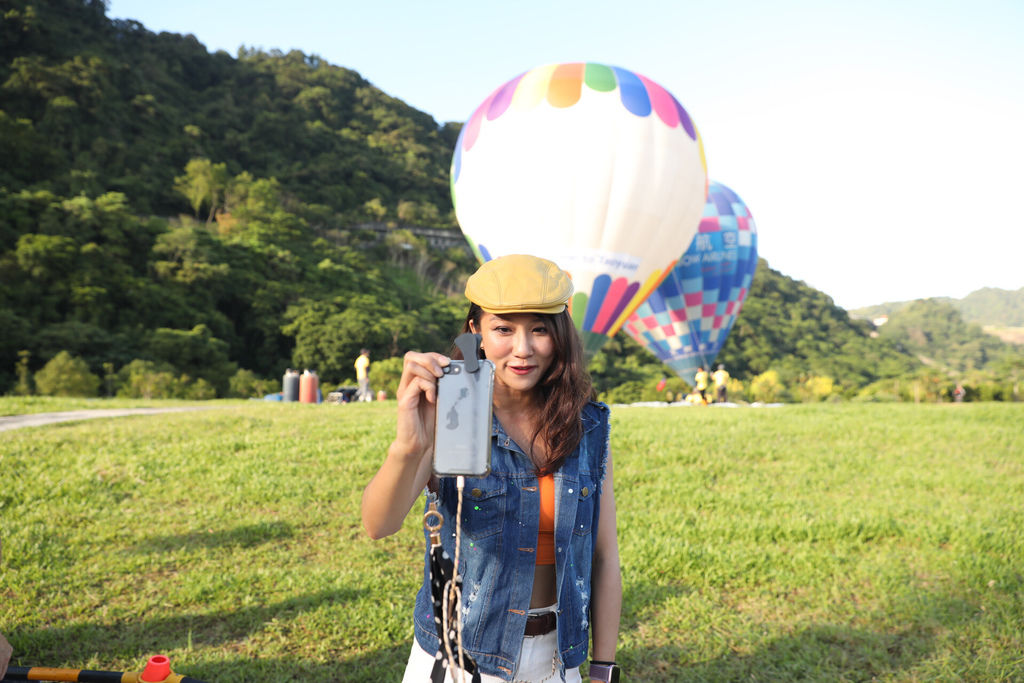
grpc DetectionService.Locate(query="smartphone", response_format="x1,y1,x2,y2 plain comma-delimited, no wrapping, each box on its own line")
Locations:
433,358,495,477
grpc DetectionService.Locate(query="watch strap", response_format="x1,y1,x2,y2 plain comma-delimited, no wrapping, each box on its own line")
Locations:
588,662,620,682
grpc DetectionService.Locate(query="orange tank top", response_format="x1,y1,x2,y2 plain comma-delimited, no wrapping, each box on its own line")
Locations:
536,473,556,565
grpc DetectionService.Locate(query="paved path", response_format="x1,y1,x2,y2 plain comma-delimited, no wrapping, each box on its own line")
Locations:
0,406,222,432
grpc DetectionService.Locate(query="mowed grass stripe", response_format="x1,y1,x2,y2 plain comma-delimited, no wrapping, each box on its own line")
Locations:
1,402,1021,681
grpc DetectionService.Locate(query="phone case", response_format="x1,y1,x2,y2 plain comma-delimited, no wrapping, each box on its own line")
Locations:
433,359,494,477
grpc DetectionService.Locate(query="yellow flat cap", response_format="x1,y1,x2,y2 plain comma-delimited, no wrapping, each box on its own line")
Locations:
465,254,573,315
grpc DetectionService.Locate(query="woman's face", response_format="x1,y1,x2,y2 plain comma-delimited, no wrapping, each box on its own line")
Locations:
472,312,556,395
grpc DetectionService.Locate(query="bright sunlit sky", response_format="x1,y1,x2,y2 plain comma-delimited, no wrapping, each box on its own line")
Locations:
108,0,1024,310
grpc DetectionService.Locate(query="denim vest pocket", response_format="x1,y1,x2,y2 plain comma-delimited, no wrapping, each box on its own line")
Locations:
459,478,505,539
572,474,597,537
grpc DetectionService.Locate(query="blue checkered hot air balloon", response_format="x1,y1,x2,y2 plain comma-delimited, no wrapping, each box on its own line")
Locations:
623,181,758,380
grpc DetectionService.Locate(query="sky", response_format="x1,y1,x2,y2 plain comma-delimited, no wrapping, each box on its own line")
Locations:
107,0,1024,310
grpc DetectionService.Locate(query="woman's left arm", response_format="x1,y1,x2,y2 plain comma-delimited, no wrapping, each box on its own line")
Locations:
590,450,622,665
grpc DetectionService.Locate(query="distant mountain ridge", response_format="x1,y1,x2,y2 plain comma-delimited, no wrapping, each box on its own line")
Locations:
850,286,1024,328
873,298,1020,376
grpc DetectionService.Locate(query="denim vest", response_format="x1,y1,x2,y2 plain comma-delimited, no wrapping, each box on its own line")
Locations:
413,400,610,681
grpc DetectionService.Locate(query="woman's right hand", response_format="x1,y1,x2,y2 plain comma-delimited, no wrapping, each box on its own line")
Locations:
362,351,450,539
364,352,452,540
392,350,451,466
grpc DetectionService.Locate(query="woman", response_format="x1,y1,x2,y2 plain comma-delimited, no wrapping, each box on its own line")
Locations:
362,254,622,682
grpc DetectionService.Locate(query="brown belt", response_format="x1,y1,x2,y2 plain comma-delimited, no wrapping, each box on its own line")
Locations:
524,610,557,636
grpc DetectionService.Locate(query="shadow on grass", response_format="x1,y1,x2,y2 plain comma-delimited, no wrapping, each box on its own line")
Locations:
11,588,361,666
10,579,987,681
176,642,411,683
619,581,982,681
130,521,295,552
627,622,937,682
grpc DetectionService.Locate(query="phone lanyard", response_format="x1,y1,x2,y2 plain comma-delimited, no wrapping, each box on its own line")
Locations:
424,478,480,683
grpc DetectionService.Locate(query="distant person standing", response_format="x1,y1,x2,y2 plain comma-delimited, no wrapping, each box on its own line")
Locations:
953,383,966,403
712,364,730,403
694,366,709,404
355,348,372,402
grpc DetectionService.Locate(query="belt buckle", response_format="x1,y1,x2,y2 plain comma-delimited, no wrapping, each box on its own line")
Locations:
524,610,556,636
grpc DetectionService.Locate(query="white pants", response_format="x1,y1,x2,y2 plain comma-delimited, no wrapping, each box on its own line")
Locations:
400,627,582,683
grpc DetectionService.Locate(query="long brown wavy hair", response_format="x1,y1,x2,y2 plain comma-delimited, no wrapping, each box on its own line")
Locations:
452,303,594,473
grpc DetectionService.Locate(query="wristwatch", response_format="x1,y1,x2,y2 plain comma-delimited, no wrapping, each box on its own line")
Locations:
589,661,620,682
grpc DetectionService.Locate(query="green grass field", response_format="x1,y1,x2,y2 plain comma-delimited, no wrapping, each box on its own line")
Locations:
2,401,1022,682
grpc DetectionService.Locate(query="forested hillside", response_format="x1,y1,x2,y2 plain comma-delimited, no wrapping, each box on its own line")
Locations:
718,262,919,386
875,299,1024,398
839,297,1024,400
0,0,471,395
1,0,458,223
2,0,1020,401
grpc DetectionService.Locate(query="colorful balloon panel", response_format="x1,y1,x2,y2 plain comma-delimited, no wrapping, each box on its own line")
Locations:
451,62,708,357
623,181,759,381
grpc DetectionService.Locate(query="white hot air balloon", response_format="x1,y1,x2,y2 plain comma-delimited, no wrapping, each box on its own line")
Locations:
451,61,708,357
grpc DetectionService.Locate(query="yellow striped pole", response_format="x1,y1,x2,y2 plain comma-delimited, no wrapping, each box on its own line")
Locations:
2,655,205,683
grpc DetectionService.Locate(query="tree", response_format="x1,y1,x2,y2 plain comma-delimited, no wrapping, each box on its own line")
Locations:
283,289,463,385
362,198,387,221
116,359,180,399
34,350,100,397
35,321,133,372
13,350,33,396
145,324,237,396
151,221,232,285
102,361,116,396
991,354,1024,401
368,356,404,399
796,375,835,402
14,233,78,281
174,158,229,222
228,368,277,398
283,295,411,384
396,200,418,223
588,335,665,396
0,310,32,393
750,370,785,403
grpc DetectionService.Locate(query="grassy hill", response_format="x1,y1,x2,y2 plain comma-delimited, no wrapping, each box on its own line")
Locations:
2,401,1022,681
